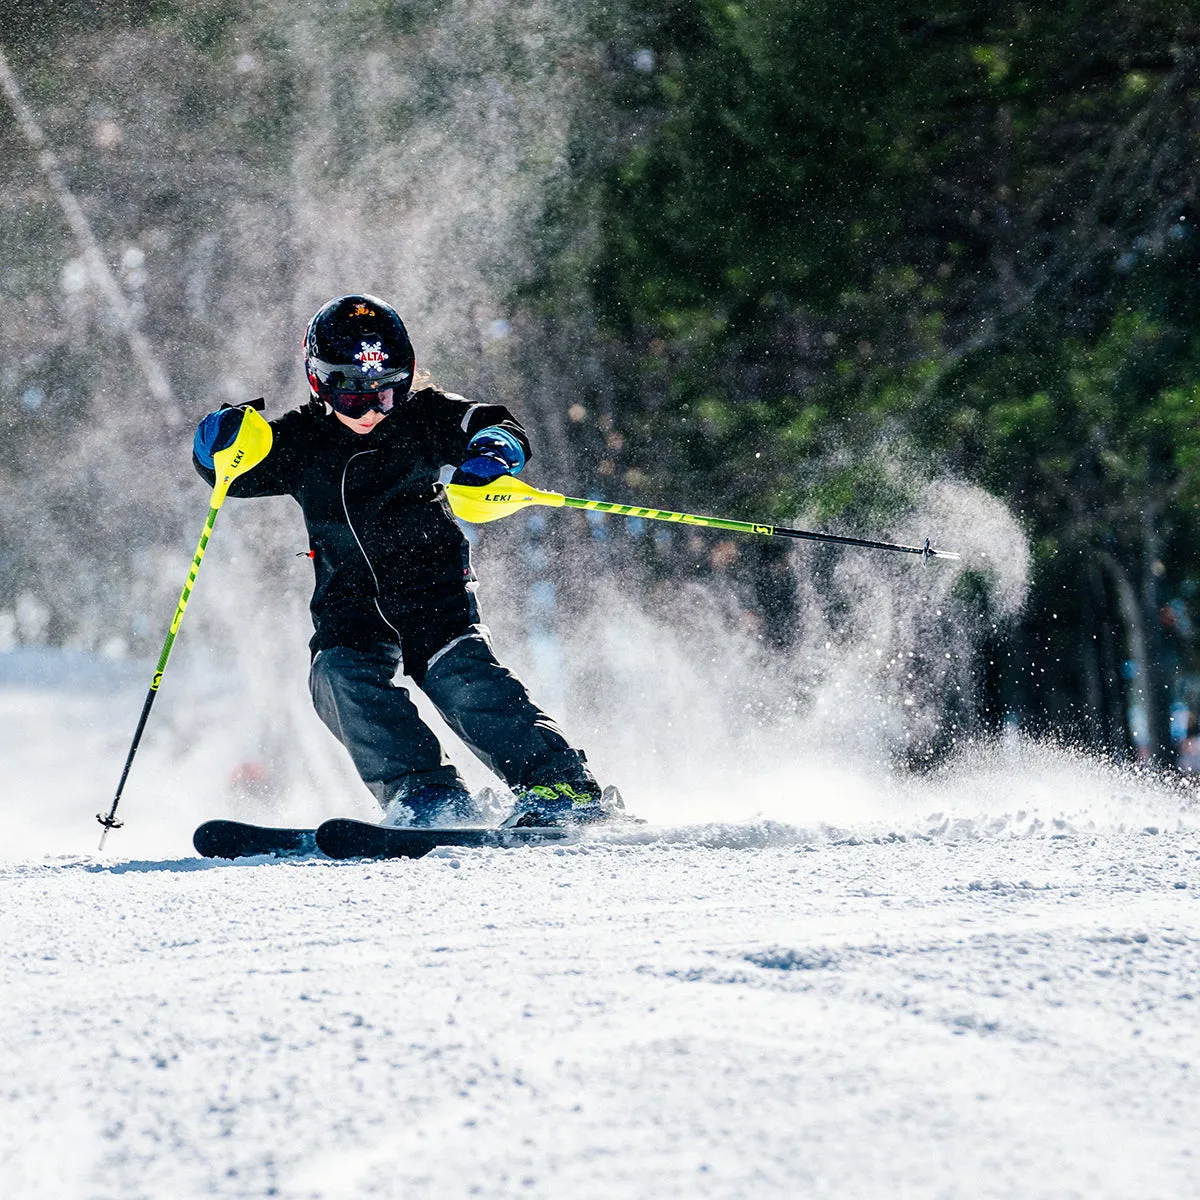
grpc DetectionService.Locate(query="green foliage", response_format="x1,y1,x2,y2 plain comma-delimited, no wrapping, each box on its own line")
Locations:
563,0,1198,525
519,0,1200,753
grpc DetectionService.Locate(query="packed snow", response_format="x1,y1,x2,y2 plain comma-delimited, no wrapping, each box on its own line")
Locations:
3,643,1200,1199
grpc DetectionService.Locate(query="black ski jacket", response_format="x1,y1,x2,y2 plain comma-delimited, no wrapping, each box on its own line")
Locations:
192,388,530,658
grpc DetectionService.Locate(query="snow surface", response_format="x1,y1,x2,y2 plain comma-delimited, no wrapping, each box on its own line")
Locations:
3,648,1200,1199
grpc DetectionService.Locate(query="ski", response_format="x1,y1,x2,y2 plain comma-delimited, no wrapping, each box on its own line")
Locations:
314,817,571,860
193,819,318,860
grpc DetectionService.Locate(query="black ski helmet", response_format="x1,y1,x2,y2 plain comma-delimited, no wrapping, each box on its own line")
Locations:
303,294,415,401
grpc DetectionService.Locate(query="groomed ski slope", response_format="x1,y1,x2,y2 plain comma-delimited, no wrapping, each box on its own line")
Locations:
3,650,1200,1199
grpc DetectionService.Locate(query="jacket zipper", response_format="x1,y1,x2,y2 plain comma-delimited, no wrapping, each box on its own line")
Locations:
341,449,401,638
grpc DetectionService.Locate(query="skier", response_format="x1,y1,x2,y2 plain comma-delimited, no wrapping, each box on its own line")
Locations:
192,293,620,829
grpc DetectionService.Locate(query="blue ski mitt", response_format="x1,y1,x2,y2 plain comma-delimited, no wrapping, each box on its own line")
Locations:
193,407,248,470
455,426,526,483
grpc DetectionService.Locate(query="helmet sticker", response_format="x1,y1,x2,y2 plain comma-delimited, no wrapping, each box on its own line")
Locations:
355,340,389,374
350,303,375,317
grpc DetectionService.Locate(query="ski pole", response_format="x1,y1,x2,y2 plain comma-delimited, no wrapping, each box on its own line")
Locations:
97,405,273,849
446,476,960,562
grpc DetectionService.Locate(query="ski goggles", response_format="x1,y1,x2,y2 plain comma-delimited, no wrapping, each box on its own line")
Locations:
327,387,395,419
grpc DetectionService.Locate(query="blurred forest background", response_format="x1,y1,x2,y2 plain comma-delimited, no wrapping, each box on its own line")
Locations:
2,0,1199,779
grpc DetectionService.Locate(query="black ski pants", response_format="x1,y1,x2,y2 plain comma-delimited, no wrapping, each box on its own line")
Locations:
308,626,592,808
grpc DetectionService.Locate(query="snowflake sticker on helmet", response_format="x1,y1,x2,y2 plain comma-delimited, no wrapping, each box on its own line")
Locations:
355,340,389,374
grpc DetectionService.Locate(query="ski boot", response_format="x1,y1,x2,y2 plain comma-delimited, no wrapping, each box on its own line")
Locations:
502,781,627,828
383,782,481,828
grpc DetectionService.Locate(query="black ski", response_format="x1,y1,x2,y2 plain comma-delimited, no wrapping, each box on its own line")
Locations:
314,817,570,860
193,819,318,860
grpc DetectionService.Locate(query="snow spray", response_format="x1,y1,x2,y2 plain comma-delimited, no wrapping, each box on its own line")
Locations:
516,471,1197,842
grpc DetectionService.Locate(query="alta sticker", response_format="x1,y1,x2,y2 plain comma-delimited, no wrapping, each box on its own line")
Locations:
354,340,389,374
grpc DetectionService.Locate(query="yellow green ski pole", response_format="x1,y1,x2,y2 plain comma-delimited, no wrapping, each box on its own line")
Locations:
446,476,960,562
97,406,273,848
